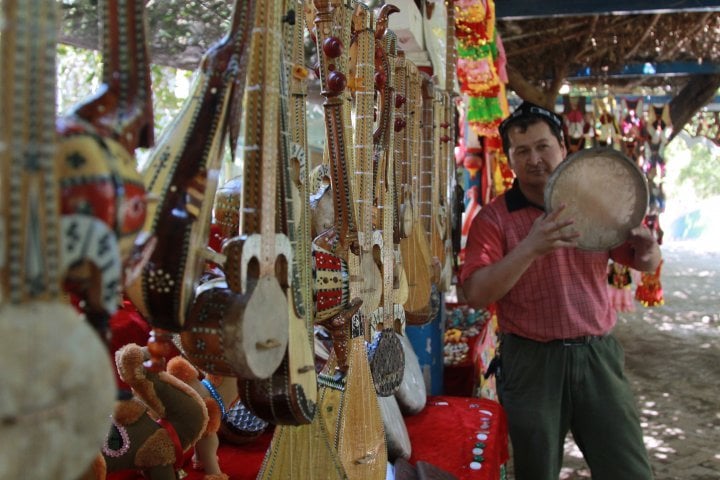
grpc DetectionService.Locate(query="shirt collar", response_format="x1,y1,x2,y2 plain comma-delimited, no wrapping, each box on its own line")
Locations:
505,179,545,212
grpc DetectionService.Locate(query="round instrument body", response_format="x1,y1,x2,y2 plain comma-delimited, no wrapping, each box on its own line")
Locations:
0,302,115,480
367,310,405,397
544,147,648,251
181,278,289,379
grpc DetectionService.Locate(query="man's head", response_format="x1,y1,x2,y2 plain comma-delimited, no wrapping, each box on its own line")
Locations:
498,101,567,199
499,101,564,156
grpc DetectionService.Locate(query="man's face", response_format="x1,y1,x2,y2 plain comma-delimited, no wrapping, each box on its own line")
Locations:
506,120,566,189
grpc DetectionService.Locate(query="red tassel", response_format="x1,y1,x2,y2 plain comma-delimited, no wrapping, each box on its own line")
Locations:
635,260,664,307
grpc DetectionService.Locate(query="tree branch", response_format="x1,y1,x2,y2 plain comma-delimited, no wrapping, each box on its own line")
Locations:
669,74,720,141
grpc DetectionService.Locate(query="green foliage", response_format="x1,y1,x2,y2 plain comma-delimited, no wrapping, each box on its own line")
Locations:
56,44,189,137
675,143,720,199
61,0,234,70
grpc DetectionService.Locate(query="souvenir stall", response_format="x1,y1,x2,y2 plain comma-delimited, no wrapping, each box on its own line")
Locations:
1,0,511,479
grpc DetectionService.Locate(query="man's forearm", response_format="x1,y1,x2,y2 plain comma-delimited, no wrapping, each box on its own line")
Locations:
462,242,537,309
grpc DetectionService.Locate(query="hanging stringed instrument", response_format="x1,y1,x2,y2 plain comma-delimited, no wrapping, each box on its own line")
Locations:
238,0,318,425
369,22,415,461
310,0,358,333
349,1,383,320
0,1,115,476
257,2,348,475
431,0,456,293
397,53,435,325
312,1,387,477
129,0,252,331
418,72,443,284
178,0,291,380
346,2,404,400
57,0,154,327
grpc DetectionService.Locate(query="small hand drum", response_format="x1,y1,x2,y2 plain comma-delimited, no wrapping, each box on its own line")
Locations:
544,148,648,250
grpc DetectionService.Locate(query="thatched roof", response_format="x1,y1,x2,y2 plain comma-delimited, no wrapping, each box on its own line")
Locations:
498,12,720,96
59,1,720,136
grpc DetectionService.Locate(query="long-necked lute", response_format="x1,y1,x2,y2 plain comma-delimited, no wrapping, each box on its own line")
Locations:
397,53,435,325
258,3,346,477
178,0,290,380
238,0,318,425
431,0,456,292
0,1,115,476
257,2,344,469
57,0,154,326
128,0,254,331
312,1,387,477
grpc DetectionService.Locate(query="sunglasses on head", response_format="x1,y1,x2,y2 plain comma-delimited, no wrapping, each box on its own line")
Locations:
499,101,563,137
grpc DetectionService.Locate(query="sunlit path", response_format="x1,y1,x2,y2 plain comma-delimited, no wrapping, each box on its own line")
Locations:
558,242,720,480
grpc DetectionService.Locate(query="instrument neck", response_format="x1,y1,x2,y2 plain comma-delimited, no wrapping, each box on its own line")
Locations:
80,0,154,152
246,0,283,277
350,4,375,250
419,76,435,237
444,0,456,93
1,0,61,303
313,0,357,249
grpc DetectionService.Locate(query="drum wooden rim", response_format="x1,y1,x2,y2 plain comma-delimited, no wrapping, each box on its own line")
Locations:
544,147,648,251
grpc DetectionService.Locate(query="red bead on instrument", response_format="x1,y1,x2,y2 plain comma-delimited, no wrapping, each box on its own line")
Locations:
322,36,343,58
374,71,386,89
394,117,406,132
327,70,347,93
395,94,406,109
440,134,451,143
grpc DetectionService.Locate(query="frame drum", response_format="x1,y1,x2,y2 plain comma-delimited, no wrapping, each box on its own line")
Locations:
544,148,648,250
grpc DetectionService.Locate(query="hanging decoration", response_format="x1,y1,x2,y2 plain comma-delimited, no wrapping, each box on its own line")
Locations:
454,0,508,137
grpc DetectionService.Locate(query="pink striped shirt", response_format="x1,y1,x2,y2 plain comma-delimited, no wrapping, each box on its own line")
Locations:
461,182,628,342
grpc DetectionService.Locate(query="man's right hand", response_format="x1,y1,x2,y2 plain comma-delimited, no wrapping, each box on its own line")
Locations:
524,204,580,256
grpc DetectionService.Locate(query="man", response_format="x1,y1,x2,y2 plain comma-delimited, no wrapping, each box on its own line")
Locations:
461,101,660,480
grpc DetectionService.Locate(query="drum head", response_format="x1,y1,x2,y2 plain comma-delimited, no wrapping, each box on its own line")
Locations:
544,148,648,250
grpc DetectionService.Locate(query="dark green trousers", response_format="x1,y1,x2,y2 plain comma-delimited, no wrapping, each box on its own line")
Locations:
497,333,653,480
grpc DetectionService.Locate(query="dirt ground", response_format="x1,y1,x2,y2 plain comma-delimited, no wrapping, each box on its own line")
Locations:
508,242,720,480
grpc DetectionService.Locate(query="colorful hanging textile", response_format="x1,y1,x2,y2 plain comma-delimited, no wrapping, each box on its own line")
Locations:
454,0,508,136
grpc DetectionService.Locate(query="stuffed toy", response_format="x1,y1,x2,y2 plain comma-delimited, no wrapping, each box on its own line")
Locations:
166,355,229,480
99,344,209,480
